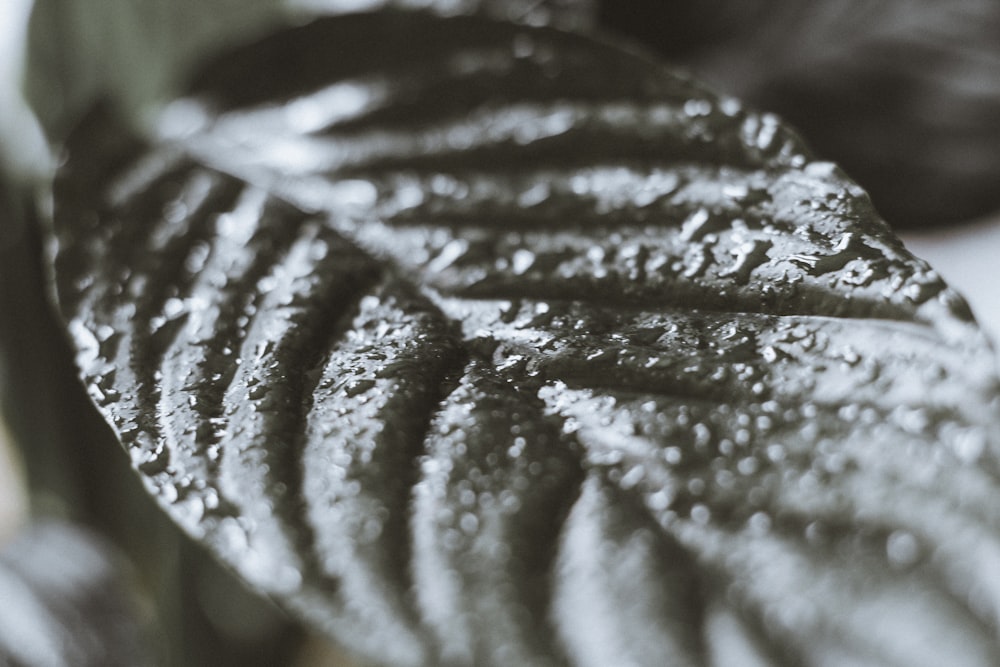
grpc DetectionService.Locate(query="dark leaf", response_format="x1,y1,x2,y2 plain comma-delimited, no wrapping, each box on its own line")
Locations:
0,522,151,667
599,0,1000,227
1,174,310,667
50,13,1000,666
23,0,595,143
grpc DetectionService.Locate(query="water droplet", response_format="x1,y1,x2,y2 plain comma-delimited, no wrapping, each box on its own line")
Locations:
719,97,742,116
620,465,645,489
204,488,220,510
737,457,759,475
360,518,384,544
427,239,468,273
722,184,749,200
460,513,479,535
683,245,710,279
754,114,780,151
511,249,536,275
804,521,824,544
721,239,772,284
137,446,170,475
683,99,713,117
517,182,550,207
952,428,986,463
748,511,772,534
459,488,477,508
679,208,712,241
345,376,375,399
886,531,920,567
690,503,711,524
161,482,179,504
804,161,838,178
648,489,671,512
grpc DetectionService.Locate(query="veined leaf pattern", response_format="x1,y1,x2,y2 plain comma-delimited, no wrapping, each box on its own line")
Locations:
51,13,1000,666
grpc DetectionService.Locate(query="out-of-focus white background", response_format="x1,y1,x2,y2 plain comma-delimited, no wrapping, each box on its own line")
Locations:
902,215,1000,345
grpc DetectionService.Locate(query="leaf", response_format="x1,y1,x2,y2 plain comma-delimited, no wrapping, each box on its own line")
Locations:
1,175,309,667
49,12,1000,666
0,521,151,667
598,0,1000,227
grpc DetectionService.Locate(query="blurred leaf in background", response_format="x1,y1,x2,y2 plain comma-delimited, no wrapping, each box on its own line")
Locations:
23,0,595,143
0,420,27,546
0,521,152,667
599,0,1000,228
0,0,50,182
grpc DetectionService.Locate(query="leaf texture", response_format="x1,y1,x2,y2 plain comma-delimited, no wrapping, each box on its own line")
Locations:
50,13,1000,666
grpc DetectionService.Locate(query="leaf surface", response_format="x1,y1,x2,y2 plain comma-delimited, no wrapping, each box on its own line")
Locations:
50,13,1000,666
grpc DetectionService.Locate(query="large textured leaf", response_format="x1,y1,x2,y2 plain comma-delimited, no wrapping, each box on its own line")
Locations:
50,12,1000,666
599,0,1000,227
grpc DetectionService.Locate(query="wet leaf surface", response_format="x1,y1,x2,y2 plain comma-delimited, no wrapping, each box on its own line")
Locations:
50,13,1000,666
